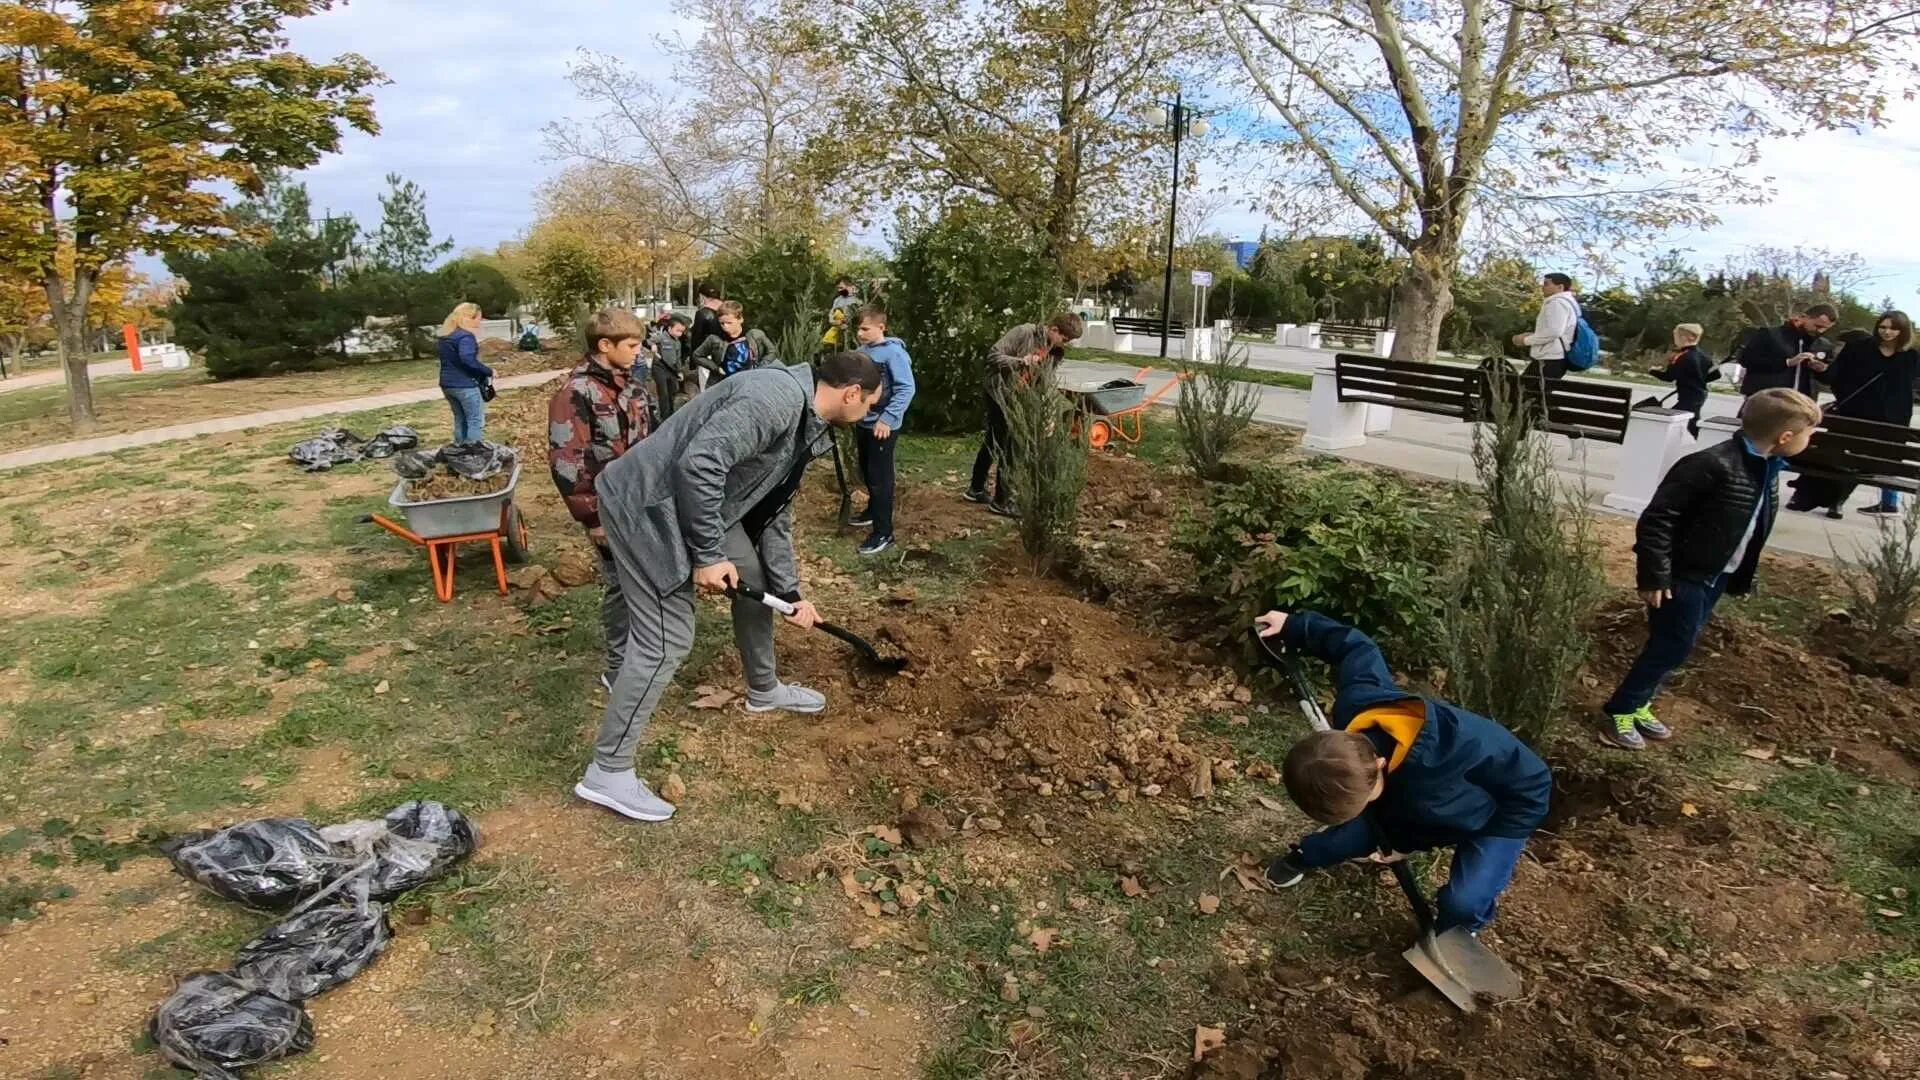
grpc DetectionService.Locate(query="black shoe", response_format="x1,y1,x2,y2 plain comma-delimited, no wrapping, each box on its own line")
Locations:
1860,504,1900,516
962,489,990,505
848,513,874,527
857,534,894,556
1263,850,1310,890
987,500,1017,519
1825,508,1844,520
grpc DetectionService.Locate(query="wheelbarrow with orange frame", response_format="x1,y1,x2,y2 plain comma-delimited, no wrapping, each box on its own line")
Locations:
1064,367,1190,449
356,462,531,602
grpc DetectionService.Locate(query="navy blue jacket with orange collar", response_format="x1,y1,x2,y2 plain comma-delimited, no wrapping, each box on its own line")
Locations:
1279,611,1551,851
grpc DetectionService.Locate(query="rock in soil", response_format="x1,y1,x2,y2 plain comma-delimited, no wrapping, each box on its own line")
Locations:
897,807,951,848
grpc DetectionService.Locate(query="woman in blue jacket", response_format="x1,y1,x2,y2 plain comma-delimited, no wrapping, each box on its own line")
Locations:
438,303,495,443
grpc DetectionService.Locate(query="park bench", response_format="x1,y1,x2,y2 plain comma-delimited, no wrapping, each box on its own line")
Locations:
1110,316,1184,340
1319,323,1388,352
1792,413,1920,495
1325,354,1634,443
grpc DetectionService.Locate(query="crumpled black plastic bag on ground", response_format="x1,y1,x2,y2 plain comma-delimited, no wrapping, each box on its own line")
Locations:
149,971,314,1080
389,449,437,480
434,440,517,481
158,818,344,911
231,903,392,1001
286,428,365,472
318,799,480,900
361,425,420,460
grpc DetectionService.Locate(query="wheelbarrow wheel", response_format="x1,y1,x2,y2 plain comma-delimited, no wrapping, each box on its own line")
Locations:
1087,418,1113,450
501,502,531,565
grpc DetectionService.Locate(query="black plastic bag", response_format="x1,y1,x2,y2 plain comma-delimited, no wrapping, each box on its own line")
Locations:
232,903,391,1001
389,450,438,480
286,427,366,472
159,818,345,911
362,425,420,460
149,971,314,1080
320,800,480,900
434,440,516,481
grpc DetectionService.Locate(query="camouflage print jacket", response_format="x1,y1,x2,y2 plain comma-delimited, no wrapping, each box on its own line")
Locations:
548,358,652,529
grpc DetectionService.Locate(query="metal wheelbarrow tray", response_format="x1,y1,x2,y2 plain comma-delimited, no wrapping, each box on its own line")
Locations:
1070,378,1148,415
387,463,523,539
362,462,530,602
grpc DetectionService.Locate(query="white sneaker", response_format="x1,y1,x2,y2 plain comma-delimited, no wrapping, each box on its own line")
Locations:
573,764,675,821
745,682,827,715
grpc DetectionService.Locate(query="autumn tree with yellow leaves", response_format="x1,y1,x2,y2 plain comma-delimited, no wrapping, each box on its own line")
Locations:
0,0,380,431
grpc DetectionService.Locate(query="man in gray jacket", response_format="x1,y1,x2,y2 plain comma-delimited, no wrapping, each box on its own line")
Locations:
576,352,886,821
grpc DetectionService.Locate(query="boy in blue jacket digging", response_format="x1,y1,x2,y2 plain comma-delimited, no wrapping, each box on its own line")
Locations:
850,306,916,556
1255,609,1552,935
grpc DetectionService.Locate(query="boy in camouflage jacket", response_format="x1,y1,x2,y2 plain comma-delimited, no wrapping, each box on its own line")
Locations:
549,308,653,691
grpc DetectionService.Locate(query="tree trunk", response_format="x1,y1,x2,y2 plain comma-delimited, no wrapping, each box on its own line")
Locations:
1387,246,1457,362
46,270,98,433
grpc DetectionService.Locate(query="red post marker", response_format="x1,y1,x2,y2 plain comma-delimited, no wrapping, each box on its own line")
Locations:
123,323,143,372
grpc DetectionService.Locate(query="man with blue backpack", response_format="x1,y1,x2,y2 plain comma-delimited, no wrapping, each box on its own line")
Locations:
1513,272,1597,379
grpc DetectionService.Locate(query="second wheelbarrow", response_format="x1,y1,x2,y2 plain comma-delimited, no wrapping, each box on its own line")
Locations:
1064,367,1190,449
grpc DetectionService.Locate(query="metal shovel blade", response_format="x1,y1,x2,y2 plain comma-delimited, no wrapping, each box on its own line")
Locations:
1402,928,1523,1013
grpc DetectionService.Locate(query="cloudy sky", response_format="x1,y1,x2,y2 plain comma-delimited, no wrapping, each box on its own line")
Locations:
276,2,1920,302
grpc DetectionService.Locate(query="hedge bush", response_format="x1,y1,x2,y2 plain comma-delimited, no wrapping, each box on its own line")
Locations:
888,206,1062,434
1177,460,1459,664
706,233,835,342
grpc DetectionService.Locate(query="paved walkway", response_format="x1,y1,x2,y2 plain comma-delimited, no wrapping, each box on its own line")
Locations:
1060,358,1883,563
0,358,139,395
0,369,565,472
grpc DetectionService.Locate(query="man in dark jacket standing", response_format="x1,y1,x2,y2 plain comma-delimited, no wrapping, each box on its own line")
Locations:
574,353,885,822
1600,388,1821,749
1734,303,1837,396
1255,610,1551,935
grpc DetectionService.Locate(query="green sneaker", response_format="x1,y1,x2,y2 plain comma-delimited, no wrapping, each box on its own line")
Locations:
1631,704,1672,742
1600,710,1646,750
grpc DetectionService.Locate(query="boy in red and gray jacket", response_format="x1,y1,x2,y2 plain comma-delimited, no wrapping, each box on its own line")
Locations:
548,308,652,693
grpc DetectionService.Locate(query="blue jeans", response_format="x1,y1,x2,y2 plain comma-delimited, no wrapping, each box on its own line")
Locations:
1880,487,1901,511
1602,575,1726,715
443,385,486,444
1296,818,1528,932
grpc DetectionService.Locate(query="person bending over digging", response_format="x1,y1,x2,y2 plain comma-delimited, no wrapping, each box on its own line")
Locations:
1257,610,1551,935
548,307,653,696
575,351,886,822
1600,387,1821,749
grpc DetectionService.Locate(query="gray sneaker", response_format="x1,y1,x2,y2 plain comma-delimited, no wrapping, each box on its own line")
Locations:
573,764,676,821
745,681,827,715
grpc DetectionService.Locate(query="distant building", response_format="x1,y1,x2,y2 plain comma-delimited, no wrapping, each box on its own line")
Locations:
1221,240,1258,270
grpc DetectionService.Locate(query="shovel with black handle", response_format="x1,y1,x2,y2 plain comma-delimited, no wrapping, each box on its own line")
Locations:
1249,627,1523,1013
728,584,908,675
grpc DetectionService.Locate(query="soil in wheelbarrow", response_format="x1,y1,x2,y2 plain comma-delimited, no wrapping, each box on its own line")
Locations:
403,472,513,502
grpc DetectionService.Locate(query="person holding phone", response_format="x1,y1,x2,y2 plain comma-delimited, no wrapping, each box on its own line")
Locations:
1733,303,1837,397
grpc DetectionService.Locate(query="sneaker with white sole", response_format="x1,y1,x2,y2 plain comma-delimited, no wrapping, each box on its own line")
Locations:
1599,710,1647,750
857,534,894,556
962,489,990,504
745,681,827,715
848,512,874,527
573,764,675,821
1263,849,1311,889
598,671,614,694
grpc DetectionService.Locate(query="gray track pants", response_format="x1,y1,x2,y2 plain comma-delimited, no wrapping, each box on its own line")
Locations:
595,544,628,680
592,524,779,772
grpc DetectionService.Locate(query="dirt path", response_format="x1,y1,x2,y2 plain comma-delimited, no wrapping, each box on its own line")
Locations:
0,369,566,472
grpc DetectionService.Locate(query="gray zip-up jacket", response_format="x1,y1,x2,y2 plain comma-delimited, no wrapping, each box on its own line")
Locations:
986,323,1054,388
595,363,828,598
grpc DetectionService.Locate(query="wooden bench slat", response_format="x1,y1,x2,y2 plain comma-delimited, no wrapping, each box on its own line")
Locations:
1338,383,1477,412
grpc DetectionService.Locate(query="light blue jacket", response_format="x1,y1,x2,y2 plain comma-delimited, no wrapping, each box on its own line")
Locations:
858,336,917,430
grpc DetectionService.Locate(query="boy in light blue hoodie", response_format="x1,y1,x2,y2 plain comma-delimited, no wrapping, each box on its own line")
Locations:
851,306,917,555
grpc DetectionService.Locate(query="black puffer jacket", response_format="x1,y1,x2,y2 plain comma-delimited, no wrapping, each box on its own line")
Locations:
1635,437,1782,595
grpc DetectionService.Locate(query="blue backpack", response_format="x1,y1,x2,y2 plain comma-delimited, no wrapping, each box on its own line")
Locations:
1565,312,1600,371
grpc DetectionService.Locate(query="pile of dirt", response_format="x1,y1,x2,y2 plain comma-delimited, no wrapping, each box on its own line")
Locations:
403,472,512,502
1591,600,1920,783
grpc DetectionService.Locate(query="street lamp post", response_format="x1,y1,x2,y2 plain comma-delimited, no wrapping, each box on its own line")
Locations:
1147,91,1208,358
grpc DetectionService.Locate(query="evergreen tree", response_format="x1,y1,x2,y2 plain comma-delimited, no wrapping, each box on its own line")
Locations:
362,173,456,356
166,182,362,378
